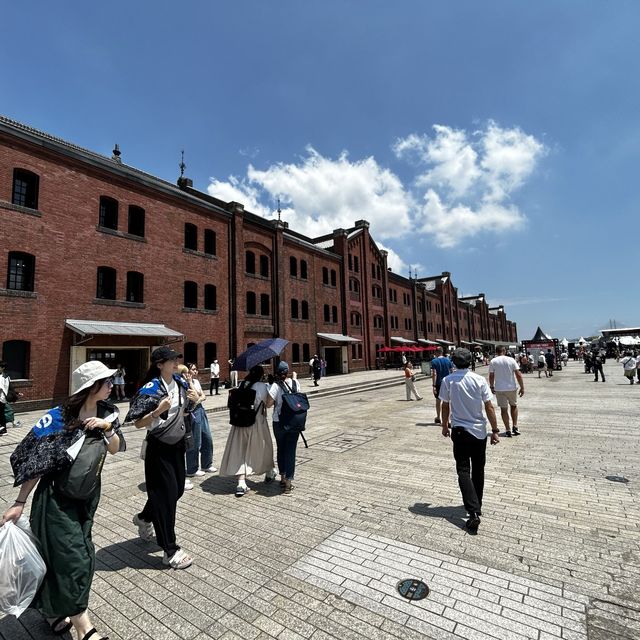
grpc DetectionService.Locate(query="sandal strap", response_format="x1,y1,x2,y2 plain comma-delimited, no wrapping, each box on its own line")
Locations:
81,629,99,640
50,617,73,635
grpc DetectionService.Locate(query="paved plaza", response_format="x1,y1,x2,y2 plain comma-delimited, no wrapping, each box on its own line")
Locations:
0,361,638,640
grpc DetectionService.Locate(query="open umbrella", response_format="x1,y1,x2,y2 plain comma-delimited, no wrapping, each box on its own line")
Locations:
232,338,289,371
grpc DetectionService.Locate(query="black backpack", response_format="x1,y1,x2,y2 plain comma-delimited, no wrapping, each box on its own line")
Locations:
228,381,262,427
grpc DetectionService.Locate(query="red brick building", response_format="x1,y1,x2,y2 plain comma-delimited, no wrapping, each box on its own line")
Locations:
0,116,517,408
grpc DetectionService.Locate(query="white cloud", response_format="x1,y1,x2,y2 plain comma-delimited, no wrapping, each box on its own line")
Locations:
208,121,545,252
209,146,412,240
394,122,545,246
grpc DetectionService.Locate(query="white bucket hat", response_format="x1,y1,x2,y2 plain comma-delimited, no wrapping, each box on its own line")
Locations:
71,361,118,395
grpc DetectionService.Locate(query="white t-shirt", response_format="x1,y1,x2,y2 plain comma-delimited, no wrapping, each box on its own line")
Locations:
621,356,637,371
538,353,546,364
0,373,10,403
150,378,181,430
439,369,492,439
210,362,220,377
488,355,519,392
269,379,300,422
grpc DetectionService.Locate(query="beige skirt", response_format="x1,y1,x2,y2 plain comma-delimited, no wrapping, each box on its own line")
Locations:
219,412,275,477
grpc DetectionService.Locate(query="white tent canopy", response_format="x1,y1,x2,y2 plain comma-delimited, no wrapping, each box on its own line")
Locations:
560,338,569,347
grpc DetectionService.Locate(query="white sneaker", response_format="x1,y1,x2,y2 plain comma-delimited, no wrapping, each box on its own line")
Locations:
204,466,217,473
184,479,194,490
186,470,205,477
132,514,155,541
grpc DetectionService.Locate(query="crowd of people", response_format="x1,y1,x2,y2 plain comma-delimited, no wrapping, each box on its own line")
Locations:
1,346,308,640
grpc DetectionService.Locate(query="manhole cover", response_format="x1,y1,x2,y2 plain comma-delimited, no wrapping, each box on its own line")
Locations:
605,475,630,484
396,578,429,601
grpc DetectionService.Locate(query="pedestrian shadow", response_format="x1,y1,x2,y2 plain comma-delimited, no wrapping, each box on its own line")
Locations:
95,537,162,571
0,607,70,639
199,475,281,498
409,502,467,530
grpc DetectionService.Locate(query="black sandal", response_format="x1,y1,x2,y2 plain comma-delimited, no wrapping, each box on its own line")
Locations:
49,617,73,636
81,629,109,640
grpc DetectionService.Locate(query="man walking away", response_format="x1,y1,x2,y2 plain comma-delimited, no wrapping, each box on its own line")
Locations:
0,361,9,436
440,348,499,532
537,352,548,378
593,352,606,382
545,349,556,376
621,351,636,384
311,355,322,387
489,346,525,437
209,359,220,395
404,362,423,401
431,347,452,424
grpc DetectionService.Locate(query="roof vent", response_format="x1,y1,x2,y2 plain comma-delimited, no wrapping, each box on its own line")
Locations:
112,144,122,163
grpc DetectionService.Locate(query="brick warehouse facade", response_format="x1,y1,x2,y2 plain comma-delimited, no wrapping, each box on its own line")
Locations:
0,116,517,409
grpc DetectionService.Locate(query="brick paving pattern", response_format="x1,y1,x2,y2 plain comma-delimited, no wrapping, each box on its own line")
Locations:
0,362,638,639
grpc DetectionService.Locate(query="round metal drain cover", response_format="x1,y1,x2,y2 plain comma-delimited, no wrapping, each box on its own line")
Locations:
396,578,429,601
606,475,629,483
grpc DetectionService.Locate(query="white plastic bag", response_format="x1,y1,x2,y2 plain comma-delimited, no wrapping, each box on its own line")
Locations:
0,516,47,617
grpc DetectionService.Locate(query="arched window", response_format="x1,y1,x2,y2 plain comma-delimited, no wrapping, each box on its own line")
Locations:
7,252,35,292
2,340,30,379
184,281,198,308
332,306,338,323
126,271,144,303
291,299,299,319
99,196,118,230
96,266,116,300
259,254,269,277
323,304,330,322
246,291,256,314
128,206,145,237
349,278,360,293
204,342,217,366
204,229,216,255
12,169,39,209
246,251,256,274
302,343,311,362
351,312,361,327
292,343,300,363
204,284,217,310
301,300,309,320
322,267,329,285
260,293,270,316
290,256,298,277
330,270,337,286
184,342,198,365
184,223,198,250
300,260,308,279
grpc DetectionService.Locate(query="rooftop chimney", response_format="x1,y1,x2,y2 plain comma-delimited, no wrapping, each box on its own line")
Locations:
112,144,122,163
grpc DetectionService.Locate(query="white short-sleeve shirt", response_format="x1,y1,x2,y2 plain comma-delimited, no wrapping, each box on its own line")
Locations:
488,355,519,391
439,369,492,439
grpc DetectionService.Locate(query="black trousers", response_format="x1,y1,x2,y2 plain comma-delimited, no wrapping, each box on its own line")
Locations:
209,378,219,394
593,363,605,381
451,428,486,515
139,437,185,556
0,401,6,429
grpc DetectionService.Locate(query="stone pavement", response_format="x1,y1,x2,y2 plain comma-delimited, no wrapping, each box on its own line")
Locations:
0,361,638,639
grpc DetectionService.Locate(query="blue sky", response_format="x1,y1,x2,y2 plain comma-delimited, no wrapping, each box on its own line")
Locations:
2,1,639,340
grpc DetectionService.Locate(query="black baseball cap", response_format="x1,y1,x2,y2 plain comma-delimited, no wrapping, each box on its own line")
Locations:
452,348,472,369
151,346,182,363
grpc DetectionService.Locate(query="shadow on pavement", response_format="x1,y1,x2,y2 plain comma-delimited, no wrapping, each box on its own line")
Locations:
95,537,162,571
0,607,68,640
409,502,467,530
198,475,281,498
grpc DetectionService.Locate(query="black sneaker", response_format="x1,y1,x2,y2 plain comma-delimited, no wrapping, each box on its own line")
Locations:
434,418,441,424
466,514,481,531
512,427,520,436
505,431,512,437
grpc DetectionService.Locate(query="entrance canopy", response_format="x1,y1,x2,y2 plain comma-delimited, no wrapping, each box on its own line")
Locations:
436,339,456,346
391,336,417,345
317,333,361,343
66,319,183,338
418,339,440,346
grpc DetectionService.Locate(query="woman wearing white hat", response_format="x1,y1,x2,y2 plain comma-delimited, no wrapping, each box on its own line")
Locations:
2,360,125,640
